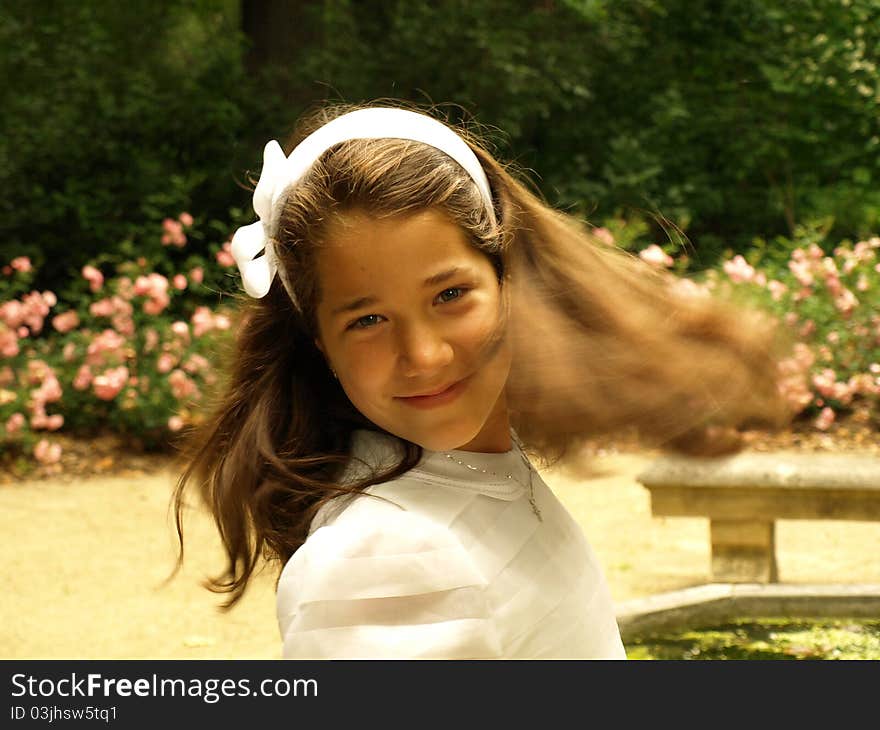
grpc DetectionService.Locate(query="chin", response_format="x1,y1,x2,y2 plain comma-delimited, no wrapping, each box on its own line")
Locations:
401,421,484,453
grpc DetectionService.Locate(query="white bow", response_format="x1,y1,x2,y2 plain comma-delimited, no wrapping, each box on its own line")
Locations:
230,140,288,298
229,108,498,301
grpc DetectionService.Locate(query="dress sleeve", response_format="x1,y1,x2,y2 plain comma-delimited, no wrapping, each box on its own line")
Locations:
276,501,503,659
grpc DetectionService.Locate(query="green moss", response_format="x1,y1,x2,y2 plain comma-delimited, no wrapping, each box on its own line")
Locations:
625,618,880,660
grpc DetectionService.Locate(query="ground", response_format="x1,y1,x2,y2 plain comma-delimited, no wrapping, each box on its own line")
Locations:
2,417,879,659
3,412,879,485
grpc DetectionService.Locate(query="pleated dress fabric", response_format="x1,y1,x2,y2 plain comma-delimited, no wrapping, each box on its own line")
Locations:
276,429,626,659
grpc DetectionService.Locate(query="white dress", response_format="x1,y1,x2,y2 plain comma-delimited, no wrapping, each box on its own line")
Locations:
276,428,626,659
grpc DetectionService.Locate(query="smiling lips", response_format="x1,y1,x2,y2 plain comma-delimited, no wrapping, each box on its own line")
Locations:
397,377,469,408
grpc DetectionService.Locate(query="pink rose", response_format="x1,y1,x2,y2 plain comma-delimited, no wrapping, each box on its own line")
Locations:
143,292,170,315
168,369,199,400
183,354,209,374
172,274,187,291
10,256,32,273
798,319,816,338
134,275,152,297
72,365,93,391
669,277,710,299
189,267,204,285
833,288,859,316
52,310,80,333
161,218,187,247
156,352,176,374
216,241,235,267
825,274,842,297
638,244,674,268
116,276,134,300
213,314,230,330
112,315,135,337
722,255,756,284
27,360,48,384
179,212,194,227
191,307,214,338
86,328,126,366
190,307,230,337
89,298,115,318
92,366,129,401
82,265,104,293
45,413,64,431
34,439,62,465
768,280,787,302
0,327,19,358
37,374,62,403
5,412,25,435
788,259,813,287
0,300,23,328
814,406,835,431
167,415,184,432
592,227,615,246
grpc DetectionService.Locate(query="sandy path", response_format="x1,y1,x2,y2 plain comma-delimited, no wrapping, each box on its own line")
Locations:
3,451,879,659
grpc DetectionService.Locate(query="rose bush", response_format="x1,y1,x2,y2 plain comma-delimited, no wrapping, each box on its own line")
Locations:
4,215,878,469
670,224,879,431
0,212,243,468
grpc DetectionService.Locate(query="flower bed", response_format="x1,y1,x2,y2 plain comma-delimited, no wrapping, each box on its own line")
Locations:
0,211,242,474
2,216,878,474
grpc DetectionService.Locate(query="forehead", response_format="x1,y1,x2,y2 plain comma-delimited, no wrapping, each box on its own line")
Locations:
315,209,488,300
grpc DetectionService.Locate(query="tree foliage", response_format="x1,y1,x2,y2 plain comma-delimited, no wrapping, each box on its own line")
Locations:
0,0,260,287
3,0,879,289
279,0,880,264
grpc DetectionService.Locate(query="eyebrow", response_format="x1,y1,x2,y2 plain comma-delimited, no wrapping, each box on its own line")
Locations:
330,266,469,317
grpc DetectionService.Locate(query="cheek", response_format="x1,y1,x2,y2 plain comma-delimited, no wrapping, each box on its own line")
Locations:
338,341,394,398
459,297,507,367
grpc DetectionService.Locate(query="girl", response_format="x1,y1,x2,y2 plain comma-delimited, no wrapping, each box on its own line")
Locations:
171,102,790,659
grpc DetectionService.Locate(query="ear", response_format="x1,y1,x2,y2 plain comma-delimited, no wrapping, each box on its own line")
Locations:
313,337,325,356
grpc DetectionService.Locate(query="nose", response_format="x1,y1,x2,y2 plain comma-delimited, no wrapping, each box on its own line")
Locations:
396,320,454,377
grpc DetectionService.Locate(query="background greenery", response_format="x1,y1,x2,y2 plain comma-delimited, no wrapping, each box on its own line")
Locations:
3,0,879,287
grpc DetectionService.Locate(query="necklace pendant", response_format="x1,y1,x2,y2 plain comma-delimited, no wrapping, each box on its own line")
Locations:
528,495,543,522
443,439,543,523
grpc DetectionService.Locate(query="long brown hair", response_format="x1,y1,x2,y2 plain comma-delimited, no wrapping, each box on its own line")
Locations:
169,99,792,608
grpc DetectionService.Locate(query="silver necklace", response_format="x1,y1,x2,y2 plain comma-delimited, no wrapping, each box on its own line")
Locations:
443,435,543,521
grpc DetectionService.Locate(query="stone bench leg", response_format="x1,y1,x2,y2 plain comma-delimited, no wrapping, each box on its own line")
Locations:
710,519,778,583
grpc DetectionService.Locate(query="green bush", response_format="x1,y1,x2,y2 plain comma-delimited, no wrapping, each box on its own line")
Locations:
0,209,242,464
0,0,264,293
705,223,880,427
5,1,879,283
277,0,880,265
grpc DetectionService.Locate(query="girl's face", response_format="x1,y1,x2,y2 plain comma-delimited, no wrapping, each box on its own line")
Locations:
313,208,512,453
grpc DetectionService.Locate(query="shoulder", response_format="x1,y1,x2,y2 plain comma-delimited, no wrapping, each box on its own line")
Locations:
276,487,499,659
307,491,464,558
279,491,483,604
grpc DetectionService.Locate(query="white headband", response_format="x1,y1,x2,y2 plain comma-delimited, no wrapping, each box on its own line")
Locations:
230,107,497,301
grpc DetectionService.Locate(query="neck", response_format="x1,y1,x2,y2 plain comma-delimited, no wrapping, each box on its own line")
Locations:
454,390,512,453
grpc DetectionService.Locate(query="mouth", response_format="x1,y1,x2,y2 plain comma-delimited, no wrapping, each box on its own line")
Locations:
396,376,469,409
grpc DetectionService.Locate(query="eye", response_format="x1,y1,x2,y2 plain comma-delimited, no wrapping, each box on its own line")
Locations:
435,287,468,304
347,314,385,331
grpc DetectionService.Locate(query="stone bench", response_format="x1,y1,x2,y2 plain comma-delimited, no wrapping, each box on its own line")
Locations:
636,452,880,583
